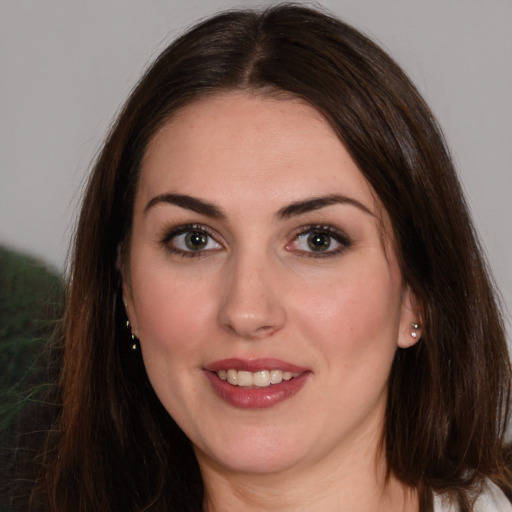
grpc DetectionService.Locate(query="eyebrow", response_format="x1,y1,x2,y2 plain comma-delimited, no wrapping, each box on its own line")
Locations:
276,194,374,219
144,193,226,219
144,192,374,220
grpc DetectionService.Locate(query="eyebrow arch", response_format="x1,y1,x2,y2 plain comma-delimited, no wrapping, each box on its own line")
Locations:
144,192,374,221
276,194,375,219
144,193,226,219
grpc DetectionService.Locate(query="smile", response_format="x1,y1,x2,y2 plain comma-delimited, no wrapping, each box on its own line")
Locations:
204,358,310,409
217,369,301,388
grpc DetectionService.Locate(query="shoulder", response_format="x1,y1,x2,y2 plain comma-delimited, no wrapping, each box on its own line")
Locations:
433,480,512,512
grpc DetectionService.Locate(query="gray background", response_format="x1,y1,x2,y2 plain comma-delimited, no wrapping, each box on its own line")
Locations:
1,0,511,331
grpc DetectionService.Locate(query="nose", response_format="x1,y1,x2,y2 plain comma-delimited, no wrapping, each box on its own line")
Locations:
217,253,286,340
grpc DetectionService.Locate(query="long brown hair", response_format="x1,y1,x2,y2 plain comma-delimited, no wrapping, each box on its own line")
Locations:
25,4,510,511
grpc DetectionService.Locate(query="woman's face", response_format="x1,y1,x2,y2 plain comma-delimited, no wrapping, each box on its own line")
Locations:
123,92,419,477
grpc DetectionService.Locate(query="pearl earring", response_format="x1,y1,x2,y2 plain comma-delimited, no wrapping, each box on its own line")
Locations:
411,322,420,338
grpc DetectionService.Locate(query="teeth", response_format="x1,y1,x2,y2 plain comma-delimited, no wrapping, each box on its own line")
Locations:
216,369,301,387
237,371,253,387
227,369,238,385
270,370,282,384
252,370,270,387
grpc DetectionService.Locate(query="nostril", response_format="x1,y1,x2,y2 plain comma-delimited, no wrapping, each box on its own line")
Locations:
221,320,281,340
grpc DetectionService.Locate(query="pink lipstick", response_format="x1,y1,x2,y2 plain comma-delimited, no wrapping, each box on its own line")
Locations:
204,358,310,409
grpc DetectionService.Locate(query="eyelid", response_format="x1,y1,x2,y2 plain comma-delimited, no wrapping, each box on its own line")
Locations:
159,223,213,240
158,223,223,256
157,222,351,259
288,224,352,257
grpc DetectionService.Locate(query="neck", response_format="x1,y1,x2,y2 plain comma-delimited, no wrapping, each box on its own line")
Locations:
198,433,418,512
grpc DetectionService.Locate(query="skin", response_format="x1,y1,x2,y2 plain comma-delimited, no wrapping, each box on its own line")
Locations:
123,91,421,511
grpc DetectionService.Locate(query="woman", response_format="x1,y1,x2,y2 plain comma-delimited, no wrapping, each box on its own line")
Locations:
24,4,511,511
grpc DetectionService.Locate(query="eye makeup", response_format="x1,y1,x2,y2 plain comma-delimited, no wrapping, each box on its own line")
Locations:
158,223,222,258
286,224,352,258
157,221,352,260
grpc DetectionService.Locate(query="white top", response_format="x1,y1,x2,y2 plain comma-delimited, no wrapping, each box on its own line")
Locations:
433,480,512,511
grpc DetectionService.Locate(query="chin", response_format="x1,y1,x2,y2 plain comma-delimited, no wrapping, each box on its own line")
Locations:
194,426,310,476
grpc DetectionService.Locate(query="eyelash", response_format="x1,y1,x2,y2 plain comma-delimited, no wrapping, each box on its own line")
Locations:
289,224,352,258
158,223,351,259
159,224,221,258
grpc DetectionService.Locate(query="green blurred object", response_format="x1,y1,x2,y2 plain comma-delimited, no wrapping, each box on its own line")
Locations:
0,245,65,511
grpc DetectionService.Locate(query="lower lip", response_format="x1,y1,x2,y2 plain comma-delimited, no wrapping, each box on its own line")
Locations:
204,371,310,409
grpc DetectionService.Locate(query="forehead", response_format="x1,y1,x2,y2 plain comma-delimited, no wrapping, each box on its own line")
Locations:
138,91,382,221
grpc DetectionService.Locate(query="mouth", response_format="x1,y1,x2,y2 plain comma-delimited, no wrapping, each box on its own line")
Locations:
204,358,310,408
216,369,301,388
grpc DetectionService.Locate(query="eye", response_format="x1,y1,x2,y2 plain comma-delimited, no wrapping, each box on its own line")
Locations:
161,225,222,256
289,225,350,257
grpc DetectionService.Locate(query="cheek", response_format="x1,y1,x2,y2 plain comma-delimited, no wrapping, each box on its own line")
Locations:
131,264,216,360
292,263,402,361
129,265,218,422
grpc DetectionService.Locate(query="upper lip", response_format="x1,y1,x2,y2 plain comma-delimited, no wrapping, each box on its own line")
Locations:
204,358,309,373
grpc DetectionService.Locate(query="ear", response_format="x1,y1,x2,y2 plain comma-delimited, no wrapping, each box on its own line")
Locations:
117,246,140,339
397,285,423,349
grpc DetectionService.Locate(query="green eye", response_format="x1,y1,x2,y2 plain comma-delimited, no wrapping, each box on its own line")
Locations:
291,225,351,257
185,231,208,250
307,232,332,251
163,225,222,256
